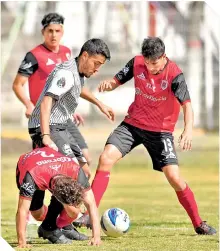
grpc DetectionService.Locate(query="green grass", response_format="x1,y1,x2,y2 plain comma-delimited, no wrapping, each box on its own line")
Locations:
1,133,219,251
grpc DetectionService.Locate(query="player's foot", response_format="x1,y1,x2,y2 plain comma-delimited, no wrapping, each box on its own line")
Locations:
195,221,217,235
38,225,72,244
72,214,91,229
62,224,89,240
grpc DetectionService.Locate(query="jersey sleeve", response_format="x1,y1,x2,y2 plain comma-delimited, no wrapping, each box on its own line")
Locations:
45,69,74,101
19,172,38,200
77,168,90,190
18,52,38,77
114,58,134,85
171,73,191,105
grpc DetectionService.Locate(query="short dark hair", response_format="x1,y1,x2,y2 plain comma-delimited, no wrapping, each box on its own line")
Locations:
141,37,165,60
53,176,84,206
41,13,64,29
79,38,111,60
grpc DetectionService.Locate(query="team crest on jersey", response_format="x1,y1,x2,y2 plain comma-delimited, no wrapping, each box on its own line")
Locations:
57,77,66,88
161,80,168,90
66,53,71,60
62,144,72,155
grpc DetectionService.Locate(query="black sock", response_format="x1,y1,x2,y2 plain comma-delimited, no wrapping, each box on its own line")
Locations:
41,196,63,231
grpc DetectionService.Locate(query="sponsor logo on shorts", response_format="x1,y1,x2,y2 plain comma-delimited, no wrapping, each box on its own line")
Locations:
62,144,73,155
165,152,177,159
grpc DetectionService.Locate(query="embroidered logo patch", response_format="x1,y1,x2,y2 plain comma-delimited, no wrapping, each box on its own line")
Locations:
161,80,168,90
57,77,66,88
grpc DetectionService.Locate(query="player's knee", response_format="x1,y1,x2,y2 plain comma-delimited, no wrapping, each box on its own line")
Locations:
99,151,116,167
31,210,44,221
168,176,185,190
66,207,80,218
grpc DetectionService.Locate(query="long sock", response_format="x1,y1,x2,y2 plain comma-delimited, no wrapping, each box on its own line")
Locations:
56,210,77,228
176,184,202,228
41,196,63,231
91,170,110,207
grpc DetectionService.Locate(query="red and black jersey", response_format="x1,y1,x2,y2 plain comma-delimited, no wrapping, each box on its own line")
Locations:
17,147,90,200
114,55,191,132
18,44,71,105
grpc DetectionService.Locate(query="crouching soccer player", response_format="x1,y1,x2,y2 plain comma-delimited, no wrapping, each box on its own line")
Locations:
16,147,101,248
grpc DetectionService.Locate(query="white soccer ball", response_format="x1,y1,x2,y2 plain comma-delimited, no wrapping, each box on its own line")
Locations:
100,208,130,237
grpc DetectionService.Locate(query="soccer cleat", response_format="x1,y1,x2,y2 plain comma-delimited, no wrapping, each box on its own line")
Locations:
195,221,217,235
62,224,89,240
38,225,72,244
72,214,91,229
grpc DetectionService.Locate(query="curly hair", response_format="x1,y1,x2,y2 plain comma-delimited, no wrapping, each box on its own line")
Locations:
52,176,84,206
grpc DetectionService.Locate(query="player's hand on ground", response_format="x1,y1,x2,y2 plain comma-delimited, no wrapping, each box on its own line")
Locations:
98,80,113,92
73,113,85,126
25,102,35,118
99,104,115,121
89,236,101,246
178,129,192,151
17,243,32,249
42,135,58,151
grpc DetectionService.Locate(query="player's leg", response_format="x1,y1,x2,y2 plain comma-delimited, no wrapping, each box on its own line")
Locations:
51,128,91,178
29,191,47,221
73,122,142,228
57,206,88,241
67,119,92,166
92,122,142,207
144,131,216,235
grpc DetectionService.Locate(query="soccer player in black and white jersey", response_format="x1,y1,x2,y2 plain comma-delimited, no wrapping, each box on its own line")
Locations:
28,38,114,242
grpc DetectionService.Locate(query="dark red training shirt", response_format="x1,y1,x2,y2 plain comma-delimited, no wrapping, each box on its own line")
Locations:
18,44,71,105
114,55,190,132
17,147,90,200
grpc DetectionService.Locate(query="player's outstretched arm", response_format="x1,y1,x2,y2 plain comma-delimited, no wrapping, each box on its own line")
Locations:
80,87,115,121
83,189,101,246
98,78,120,92
16,197,32,248
12,74,35,118
178,102,194,151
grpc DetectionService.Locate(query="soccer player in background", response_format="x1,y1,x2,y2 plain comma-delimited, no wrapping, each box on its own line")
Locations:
75,37,216,235
28,38,114,241
12,13,92,166
16,147,101,248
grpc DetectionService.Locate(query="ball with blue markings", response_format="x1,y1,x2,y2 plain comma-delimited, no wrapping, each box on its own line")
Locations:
100,208,130,237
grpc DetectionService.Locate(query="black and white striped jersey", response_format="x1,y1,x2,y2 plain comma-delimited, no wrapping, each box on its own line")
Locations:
28,57,84,129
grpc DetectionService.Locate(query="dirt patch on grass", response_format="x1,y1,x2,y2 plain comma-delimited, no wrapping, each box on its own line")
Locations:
1,137,32,155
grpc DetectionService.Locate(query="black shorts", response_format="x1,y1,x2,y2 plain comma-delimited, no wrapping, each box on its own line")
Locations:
66,119,88,150
29,120,87,163
106,122,178,172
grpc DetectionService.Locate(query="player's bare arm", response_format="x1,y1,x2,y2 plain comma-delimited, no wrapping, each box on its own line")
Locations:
80,87,115,121
83,189,101,246
98,78,120,92
12,74,35,118
40,96,58,151
178,102,194,151
16,197,32,248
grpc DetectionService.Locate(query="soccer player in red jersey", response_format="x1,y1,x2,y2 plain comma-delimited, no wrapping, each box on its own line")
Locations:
75,37,216,235
16,147,101,248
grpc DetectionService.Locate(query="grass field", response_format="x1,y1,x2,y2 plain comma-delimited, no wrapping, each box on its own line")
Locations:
1,131,219,251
